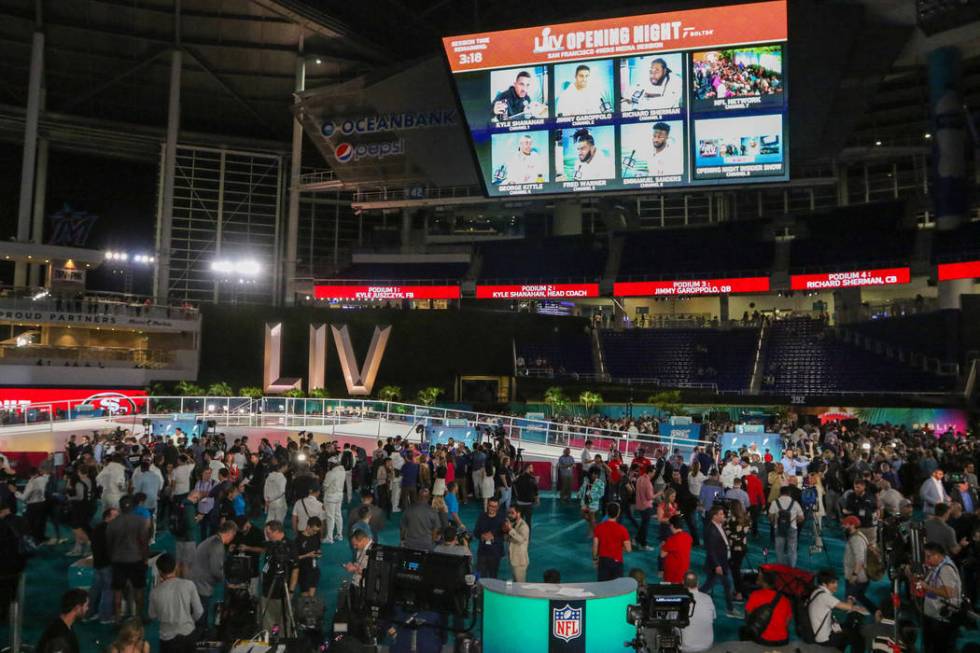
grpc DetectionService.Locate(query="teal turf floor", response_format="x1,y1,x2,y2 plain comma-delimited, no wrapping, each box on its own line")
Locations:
3,496,978,651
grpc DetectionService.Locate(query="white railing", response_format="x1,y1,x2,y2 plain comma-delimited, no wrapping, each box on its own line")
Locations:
0,396,704,458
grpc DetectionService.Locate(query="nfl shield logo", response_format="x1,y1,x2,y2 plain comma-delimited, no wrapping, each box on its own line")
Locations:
552,604,582,642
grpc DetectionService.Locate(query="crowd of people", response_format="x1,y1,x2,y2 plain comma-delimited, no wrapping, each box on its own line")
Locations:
0,416,976,653
692,52,783,101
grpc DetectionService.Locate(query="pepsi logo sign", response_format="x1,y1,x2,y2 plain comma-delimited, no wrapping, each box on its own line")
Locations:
335,143,354,163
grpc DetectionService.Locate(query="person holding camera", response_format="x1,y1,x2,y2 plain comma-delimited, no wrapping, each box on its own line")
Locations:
680,571,715,653
345,529,373,587
912,542,963,653
808,569,869,651
434,526,472,557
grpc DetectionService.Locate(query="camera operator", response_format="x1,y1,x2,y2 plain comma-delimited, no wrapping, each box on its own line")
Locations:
433,526,472,557
259,520,294,633
909,542,963,653
680,571,715,653
230,515,265,596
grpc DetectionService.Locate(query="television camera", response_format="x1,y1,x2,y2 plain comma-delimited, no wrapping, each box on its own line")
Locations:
333,545,479,652
625,584,693,653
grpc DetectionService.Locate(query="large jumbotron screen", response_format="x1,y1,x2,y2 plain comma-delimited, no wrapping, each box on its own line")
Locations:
442,0,788,197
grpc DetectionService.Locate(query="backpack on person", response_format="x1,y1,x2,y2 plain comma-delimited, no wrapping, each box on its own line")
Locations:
860,532,886,581
776,498,794,537
796,587,831,644
744,590,785,641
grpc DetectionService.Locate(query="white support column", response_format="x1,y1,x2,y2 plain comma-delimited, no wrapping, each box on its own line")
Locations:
14,29,44,288
284,41,305,306
28,136,48,287
212,150,226,303
154,32,182,303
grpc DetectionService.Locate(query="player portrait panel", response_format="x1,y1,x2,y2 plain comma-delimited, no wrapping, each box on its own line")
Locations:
489,66,549,127
693,113,785,181
489,131,550,194
553,60,615,124
618,53,685,120
620,120,686,187
691,45,784,112
554,126,616,189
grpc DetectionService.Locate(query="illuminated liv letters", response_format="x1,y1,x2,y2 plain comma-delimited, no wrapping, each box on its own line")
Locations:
263,322,392,396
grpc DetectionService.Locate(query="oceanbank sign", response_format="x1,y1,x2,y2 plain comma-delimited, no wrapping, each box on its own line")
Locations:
322,109,457,164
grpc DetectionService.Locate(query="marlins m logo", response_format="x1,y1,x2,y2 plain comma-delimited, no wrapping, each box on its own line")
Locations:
552,604,582,642
48,203,98,247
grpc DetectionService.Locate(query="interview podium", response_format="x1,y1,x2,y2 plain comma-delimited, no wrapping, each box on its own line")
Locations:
481,577,637,653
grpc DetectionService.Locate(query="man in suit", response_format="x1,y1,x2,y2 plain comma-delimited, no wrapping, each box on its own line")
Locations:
699,505,742,618
920,468,951,515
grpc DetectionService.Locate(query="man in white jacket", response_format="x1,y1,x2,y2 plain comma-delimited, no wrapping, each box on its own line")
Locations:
263,460,288,525
96,454,128,510
322,457,346,544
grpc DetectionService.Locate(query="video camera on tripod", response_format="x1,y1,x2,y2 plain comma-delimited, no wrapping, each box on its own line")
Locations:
625,584,693,653
334,545,478,651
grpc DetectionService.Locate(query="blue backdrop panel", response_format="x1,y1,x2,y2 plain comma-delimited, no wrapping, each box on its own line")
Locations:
720,432,782,459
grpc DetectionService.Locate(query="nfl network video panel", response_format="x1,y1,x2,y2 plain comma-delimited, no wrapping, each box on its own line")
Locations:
442,0,789,197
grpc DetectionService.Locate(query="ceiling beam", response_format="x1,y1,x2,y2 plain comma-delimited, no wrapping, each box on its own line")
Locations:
59,47,169,113
0,7,373,65
0,34,343,82
182,46,279,138
248,0,389,63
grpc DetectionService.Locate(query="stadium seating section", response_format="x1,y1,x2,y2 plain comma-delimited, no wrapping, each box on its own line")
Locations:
789,202,915,271
617,222,774,280
598,327,760,391
517,331,595,376
478,236,607,282
761,317,955,393
847,310,960,362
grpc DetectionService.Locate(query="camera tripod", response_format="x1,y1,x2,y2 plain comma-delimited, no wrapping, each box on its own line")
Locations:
256,572,297,639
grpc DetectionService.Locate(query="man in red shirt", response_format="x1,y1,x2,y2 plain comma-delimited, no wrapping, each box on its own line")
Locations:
741,569,792,646
659,515,692,583
742,465,766,537
593,502,631,581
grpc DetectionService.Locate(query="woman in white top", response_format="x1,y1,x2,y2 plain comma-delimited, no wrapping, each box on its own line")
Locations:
687,460,708,498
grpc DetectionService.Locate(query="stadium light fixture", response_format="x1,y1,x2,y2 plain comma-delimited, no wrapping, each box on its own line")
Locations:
924,132,932,139
874,140,882,146
211,259,261,276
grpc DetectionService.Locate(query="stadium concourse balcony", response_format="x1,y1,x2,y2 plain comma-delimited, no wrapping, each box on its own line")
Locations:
598,326,759,391
516,331,595,378
332,261,470,281
932,218,980,263
616,221,773,280
477,235,607,282
761,317,956,394
845,309,961,363
789,201,915,271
